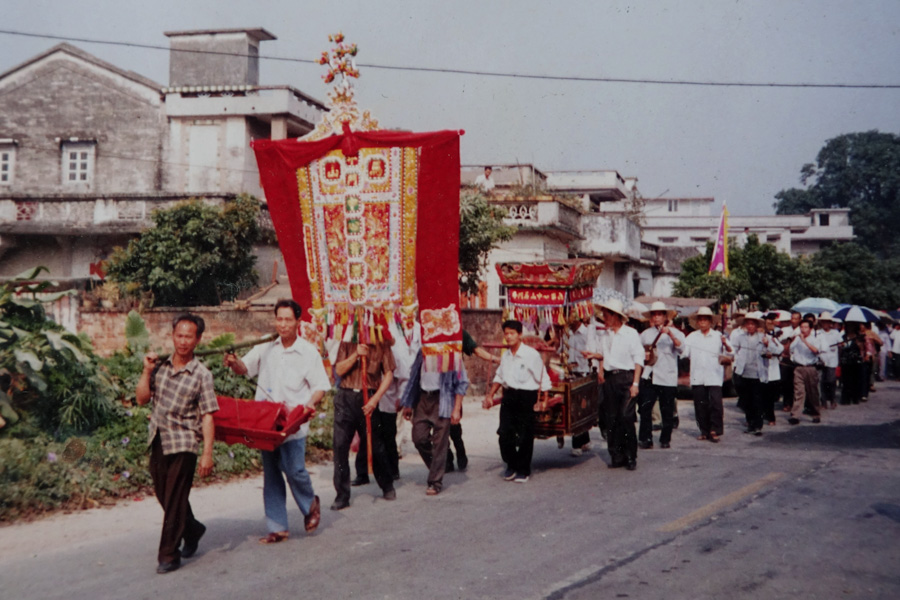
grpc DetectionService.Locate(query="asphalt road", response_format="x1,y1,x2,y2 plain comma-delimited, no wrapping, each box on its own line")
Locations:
4,381,900,600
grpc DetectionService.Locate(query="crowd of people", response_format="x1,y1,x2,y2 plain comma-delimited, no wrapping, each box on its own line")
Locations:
135,298,899,574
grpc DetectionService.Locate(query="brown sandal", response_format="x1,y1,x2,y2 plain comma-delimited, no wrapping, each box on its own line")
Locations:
696,434,708,441
708,433,720,443
259,531,289,544
304,495,321,533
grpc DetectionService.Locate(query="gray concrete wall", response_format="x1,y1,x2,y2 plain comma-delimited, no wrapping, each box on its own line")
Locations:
168,34,259,87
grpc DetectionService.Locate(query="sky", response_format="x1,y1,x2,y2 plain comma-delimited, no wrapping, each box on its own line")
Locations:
4,0,900,215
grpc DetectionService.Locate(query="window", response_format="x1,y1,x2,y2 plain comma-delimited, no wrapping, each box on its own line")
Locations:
658,236,678,243
0,145,15,185
61,141,95,184
667,198,679,212
498,284,508,309
818,213,830,226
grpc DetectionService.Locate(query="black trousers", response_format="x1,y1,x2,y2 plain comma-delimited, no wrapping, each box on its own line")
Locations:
821,367,837,406
149,435,204,564
737,376,765,431
355,407,400,480
780,364,795,409
841,364,863,404
763,380,781,423
692,385,723,437
446,422,468,470
498,388,537,476
603,371,637,465
333,389,394,504
638,382,676,445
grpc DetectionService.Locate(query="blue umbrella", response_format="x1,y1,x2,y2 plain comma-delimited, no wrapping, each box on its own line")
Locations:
832,305,879,323
790,297,842,315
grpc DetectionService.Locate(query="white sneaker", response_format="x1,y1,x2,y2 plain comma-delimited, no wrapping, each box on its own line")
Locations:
570,448,583,457
582,442,593,451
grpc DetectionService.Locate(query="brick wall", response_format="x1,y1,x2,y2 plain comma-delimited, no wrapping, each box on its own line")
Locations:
81,306,276,356
80,306,507,392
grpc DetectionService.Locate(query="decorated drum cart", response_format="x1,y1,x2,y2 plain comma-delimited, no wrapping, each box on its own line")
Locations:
495,260,602,442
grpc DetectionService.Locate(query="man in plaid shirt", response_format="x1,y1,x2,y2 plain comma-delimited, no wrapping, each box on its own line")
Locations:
137,314,218,574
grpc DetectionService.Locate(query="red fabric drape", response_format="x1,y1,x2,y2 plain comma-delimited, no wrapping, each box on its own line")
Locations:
252,128,463,357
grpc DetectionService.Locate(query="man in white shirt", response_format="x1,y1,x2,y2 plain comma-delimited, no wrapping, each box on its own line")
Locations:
483,320,551,483
778,311,803,411
789,320,822,425
638,302,684,450
683,307,732,442
585,299,644,470
224,299,331,544
474,165,496,193
891,324,900,380
816,312,843,409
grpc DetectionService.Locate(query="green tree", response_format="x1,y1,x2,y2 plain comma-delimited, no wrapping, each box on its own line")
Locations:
811,242,900,308
106,195,262,306
673,235,841,310
774,131,900,257
458,187,516,295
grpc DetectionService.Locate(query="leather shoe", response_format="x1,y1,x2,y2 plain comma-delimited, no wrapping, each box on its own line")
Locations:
626,461,637,471
330,499,350,511
660,442,671,449
383,488,397,501
608,461,626,469
156,559,181,574
181,523,206,558
350,477,370,487
304,495,321,533
638,441,654,450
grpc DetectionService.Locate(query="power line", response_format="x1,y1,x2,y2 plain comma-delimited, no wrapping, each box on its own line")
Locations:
2,28,899,90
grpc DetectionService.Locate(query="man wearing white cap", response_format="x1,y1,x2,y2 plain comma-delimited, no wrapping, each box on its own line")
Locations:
816,312,842,409
683,307,732,442
638,302,684,449
585,299,644,470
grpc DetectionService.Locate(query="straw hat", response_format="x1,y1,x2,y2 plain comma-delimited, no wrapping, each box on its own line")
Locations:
596,298,628,320
817,311,840,323
642,301,677,321
742,311,766,326
688,306,720,328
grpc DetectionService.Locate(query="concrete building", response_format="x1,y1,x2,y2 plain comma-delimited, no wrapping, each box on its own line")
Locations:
460,165,660,308
0,28,326,282
637,197,854,257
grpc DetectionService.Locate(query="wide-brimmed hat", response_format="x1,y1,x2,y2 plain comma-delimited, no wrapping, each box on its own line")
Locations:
596,298,628,320
817,311,840,323
689,306,720,328
742,311,766,326
642,301,677,321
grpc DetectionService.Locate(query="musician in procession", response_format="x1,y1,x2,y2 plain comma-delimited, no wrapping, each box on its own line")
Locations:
637,302,684,450
815,312,843,410
777,311,803,412
731,312,774,436
682,307,731,443
585,299,644,471
136,314,218,574
224,300,331,544
761,313,785,426
788,319,823,425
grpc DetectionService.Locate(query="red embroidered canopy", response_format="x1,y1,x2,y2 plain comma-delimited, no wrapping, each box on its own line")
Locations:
252,128,464,370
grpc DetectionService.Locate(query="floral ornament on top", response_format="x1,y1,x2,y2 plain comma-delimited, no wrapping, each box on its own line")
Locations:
307,32,378,141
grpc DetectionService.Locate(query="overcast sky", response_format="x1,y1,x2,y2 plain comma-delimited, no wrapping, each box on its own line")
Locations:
5,0,899,214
